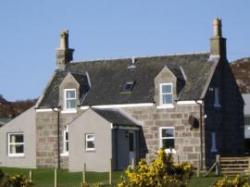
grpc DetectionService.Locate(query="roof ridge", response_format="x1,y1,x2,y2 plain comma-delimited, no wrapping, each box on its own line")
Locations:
70,51,210,65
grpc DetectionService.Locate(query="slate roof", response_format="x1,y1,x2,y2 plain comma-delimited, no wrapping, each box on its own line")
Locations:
38,53,214,108
231,57,250,93
93,108,138,126
0,118,11,126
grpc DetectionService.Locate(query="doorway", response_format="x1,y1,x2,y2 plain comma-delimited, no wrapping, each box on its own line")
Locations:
129,131,136,165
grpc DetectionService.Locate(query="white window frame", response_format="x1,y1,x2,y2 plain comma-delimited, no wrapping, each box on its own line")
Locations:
159,83,174,108
85,133,95,151
8,132,25,157
214,88,221,108
64,89,77,111
159,127,176,154
61,126,69,156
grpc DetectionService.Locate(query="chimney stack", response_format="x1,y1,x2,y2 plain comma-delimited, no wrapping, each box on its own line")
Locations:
210,18,227,59
56,30,74,70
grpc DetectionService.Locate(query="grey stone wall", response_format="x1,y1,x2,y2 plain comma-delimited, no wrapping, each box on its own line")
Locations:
204,59,244,166
36,111,58,168
124,103,203,168
36,110,83,169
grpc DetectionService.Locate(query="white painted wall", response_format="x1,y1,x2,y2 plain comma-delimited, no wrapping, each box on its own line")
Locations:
0,107,36,168
69,109,112,172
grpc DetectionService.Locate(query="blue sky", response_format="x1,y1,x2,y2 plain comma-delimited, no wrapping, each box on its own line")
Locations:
0,1,250,101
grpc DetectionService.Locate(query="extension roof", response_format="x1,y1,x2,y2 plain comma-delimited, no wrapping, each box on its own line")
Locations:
37,53,215,108
93,108,138,127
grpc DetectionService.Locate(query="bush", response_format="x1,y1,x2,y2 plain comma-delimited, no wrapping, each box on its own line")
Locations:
213,175,250,187
118,149,193,187
8,174,33,187
0,169,33,187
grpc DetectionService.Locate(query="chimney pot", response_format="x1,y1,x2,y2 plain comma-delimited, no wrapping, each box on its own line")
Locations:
60,30,69,49
213,18,222,37
56,30,74,70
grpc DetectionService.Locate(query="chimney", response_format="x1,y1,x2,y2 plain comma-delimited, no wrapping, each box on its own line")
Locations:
56,30,74,70
210,18,227,58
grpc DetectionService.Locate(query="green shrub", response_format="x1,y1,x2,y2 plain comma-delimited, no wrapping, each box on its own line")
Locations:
8,174,33,187
0,169,33,187
118,149,193,187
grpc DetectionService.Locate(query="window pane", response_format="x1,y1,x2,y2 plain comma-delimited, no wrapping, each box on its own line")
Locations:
66,142,69,151
162,85,172,93
87,141,95,149
15,135,24,143
162,139,174,149
65,132,68,141
162,94,172,104
129,133,134,151
162,128,174,138
67,100,76,109
245,117,250,126
15,145,24,153
66,90,76,98
10,145,16,153
87,134,94,140
214,88,220,106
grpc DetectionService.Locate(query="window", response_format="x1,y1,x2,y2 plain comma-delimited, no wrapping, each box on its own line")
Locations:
85,134,95,151
159,127,175,153
8,133,24,157
64,89,77,110
244,117,250,139
62,126,69,156
214,88,221,108
210,132,218,152
160,83,173,106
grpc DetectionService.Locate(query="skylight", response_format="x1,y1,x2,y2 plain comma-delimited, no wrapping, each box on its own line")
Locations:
121,81,135,93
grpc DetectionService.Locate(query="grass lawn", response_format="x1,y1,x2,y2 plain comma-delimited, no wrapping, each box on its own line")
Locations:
1,167,123,187
189,175,221,187
1,167,221,187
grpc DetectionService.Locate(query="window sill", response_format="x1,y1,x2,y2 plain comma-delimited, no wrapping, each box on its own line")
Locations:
157,104,174,109
85,149,96,152
61,109,77,114
8,154,25,158
60,153,69,157
164,149,176,154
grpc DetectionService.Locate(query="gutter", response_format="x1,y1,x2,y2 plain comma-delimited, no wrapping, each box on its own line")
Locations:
196,100,204,170
52,107,61,169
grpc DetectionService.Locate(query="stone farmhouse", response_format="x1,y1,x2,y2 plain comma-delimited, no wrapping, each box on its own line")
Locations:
0,19,245,172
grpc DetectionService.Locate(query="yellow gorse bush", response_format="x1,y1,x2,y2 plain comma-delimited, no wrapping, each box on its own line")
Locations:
118,148,193,187
213,175,250,187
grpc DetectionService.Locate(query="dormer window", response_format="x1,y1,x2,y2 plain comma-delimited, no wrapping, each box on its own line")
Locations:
64,89,77,110
160,83,173,106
